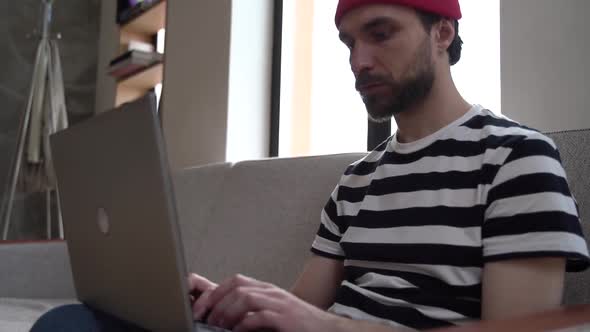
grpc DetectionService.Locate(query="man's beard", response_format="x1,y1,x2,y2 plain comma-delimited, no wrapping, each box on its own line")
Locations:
356,38,435,123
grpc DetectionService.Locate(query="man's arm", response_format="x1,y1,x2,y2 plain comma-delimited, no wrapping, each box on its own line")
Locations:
327,257,568,332
196,256,568,332
290,254,345,309
481,257,566,320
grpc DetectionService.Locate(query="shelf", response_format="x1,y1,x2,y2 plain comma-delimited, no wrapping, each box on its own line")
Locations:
113,1,166,108
120,29,152,45
117,62,163,90
116,86,147,107
120,1,166,38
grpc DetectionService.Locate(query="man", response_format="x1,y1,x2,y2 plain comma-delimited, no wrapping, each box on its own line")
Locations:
32,0,589,331
187,0,589,331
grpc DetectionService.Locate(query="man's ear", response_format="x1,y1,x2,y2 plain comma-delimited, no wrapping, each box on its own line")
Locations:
434,19,455,56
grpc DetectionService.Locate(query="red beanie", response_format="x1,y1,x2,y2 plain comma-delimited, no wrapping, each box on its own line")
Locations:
335,0,462,26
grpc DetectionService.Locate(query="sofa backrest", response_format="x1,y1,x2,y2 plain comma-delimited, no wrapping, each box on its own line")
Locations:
546,129,590,305
174,153,365,288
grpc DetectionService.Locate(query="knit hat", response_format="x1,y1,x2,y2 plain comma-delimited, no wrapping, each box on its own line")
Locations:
335,0,462,26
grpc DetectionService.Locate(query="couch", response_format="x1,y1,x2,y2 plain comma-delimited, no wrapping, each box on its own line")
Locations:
0,129,589,331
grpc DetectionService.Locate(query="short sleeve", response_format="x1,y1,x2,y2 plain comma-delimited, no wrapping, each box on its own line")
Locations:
482,135,590,272
311,186,348,260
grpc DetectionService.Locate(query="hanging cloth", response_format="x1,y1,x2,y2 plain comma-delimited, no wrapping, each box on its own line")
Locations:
23,24,68,192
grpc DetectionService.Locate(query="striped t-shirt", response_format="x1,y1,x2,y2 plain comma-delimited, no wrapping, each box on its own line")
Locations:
311,105,590,331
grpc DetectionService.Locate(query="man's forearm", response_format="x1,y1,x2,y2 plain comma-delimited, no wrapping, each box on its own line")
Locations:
290,255,344,310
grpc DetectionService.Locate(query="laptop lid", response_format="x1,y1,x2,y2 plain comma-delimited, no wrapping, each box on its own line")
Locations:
50,94,193,331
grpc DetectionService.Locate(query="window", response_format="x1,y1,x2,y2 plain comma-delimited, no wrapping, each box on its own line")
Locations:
451,0,501,114
154,28,166,109
279,0,366,157
277,0,501,157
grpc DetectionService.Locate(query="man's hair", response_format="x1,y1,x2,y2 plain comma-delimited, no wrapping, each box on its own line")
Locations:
415,10,463,66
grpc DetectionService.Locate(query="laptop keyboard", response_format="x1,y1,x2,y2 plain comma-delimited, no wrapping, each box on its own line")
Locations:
194,321,232,332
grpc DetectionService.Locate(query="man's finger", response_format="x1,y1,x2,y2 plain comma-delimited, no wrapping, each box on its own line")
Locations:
208,287,286,329
188,273,217,292
208,274,272,309
193,287,215,321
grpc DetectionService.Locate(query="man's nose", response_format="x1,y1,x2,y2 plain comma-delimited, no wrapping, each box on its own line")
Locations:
350,44,375,77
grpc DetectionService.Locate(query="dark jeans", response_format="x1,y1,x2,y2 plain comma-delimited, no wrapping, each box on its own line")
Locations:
30,304,147,332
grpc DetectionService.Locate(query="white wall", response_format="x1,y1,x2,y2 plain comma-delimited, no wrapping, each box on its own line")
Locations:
501,0,590,132
162,0,275,169
162,1,233,170
452,0,501,114
226,0,273,162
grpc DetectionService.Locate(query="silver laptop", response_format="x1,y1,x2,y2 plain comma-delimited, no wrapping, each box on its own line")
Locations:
50,94,229,332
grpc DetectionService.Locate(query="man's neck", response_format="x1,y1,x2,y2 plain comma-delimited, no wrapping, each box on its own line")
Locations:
393,68,471,144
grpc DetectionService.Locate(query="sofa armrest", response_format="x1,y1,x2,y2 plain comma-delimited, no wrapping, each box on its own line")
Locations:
0,241,75,299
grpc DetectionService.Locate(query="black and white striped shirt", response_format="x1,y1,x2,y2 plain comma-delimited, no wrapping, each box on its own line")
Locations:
311,105,590,331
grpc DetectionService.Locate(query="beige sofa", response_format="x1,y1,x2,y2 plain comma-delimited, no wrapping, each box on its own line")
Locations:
0,129,589,331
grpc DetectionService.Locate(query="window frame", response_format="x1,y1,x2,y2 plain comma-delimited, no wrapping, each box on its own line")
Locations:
268,0,390,157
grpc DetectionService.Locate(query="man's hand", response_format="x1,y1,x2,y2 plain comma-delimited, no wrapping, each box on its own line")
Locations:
193,274,340,332
188,273,218,320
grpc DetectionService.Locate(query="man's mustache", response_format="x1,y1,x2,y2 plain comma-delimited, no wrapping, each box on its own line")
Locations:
355,72,392,91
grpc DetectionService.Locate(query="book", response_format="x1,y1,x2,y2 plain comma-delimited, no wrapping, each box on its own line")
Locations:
117,0,163,25
108,50,163,80
129,40,155,52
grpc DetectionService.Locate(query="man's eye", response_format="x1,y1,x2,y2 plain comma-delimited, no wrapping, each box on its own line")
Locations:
342,38,354,50
372,29,391,42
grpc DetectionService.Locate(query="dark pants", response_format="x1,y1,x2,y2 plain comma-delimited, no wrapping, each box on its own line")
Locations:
30,304,147,332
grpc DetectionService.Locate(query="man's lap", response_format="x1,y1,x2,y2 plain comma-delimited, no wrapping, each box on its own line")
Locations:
30,304,147,332
30,304,231,332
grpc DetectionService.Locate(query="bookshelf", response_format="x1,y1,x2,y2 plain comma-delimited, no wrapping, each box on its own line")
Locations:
96,1,274,171
112,0,167,107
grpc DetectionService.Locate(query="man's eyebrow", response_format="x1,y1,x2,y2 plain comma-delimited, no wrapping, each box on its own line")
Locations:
362,16,397,33
339,16,398,42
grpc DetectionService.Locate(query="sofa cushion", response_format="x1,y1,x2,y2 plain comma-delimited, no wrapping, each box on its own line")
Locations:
0,241,75,299
174,161,233,276
0,298,78,332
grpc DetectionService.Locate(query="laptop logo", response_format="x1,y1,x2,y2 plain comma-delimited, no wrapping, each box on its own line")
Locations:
97,207,110,235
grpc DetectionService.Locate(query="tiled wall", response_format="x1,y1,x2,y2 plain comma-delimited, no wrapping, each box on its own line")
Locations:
0,0,100,239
